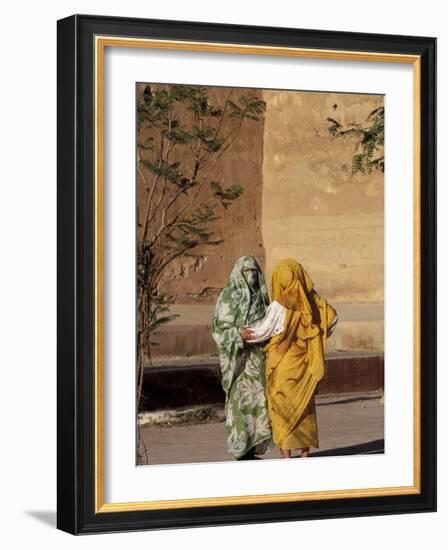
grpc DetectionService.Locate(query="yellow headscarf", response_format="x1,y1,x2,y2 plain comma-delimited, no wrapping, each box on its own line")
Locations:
264,259,337,438
271,257,320,337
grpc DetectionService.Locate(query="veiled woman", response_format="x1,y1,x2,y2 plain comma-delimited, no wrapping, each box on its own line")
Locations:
212,256,272,460
242,258,337,458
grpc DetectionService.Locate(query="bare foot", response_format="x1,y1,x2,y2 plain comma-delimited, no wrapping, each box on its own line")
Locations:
281,449,291,459
300,447,310,458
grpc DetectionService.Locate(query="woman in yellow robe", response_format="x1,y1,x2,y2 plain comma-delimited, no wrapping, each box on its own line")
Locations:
240,258,337,458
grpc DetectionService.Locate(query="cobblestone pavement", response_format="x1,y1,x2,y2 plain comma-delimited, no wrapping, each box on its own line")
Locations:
139,393,384,465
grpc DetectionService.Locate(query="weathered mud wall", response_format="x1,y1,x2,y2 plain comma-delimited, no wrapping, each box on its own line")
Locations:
137,85,384,307
137,84,266,305
261,90,384,303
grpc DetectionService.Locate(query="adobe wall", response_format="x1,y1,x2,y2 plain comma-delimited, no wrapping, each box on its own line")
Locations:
137,85,384,307
261,90,384,303
137,85,266,304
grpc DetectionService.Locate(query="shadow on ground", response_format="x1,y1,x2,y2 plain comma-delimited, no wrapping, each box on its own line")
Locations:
309,438,384,457
25,510,56,528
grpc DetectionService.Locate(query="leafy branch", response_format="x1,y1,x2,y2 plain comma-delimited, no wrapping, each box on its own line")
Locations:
136,84,266,421
327,106,384,175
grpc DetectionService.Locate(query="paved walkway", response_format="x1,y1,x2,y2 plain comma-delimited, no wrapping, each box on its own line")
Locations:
139,393,384,465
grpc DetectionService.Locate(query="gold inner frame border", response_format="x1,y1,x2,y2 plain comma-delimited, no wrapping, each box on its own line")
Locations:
94,35,421,513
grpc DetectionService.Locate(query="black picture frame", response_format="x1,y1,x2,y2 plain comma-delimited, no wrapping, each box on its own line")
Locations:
57,14,436,534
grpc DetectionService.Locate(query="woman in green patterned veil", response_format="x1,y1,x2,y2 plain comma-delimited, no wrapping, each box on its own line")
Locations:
212,256,272,460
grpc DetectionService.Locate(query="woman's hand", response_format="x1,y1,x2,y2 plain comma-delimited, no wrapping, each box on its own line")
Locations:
240,327,256,342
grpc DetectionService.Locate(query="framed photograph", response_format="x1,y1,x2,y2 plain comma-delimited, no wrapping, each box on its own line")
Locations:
57,14,436,534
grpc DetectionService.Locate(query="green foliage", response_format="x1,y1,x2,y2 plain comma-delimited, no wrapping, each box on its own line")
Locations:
211,181,244,209
141,159,181,181
226,96,266,121
327,106,384,175
136,243,179,350
136,83,265,386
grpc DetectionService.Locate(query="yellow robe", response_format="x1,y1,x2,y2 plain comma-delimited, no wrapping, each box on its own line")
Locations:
264,259,337,451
